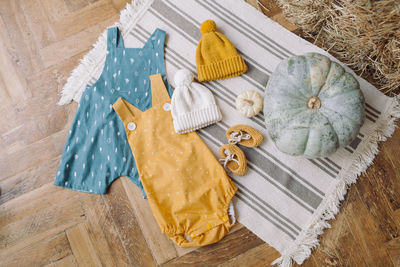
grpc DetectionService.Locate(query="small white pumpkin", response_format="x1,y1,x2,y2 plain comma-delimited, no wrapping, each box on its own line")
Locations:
236,90,263,117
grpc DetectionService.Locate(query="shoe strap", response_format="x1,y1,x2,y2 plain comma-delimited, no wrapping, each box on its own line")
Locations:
219,149,240,171
228,131,251,144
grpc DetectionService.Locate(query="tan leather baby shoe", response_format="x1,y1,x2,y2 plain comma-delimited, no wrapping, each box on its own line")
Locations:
219,144,247,176
226,124,263,147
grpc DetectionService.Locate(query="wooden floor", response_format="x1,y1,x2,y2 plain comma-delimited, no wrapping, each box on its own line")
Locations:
0,0,399,266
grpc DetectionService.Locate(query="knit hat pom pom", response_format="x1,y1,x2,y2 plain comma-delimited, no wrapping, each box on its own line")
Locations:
174,69,193,87
200,20,217,35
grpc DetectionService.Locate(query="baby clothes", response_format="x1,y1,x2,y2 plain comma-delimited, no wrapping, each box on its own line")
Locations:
113,74,237,247
169,69,222,134
54,27,172,194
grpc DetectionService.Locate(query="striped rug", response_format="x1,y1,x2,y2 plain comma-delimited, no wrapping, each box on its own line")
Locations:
58,0,400,265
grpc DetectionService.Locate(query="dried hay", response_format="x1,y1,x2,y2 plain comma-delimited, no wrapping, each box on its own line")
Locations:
275,0,400,95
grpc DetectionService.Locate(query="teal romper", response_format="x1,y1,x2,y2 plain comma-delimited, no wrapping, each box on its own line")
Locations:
54,27,172,195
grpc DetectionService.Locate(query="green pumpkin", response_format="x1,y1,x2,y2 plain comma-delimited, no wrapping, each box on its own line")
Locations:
264,53,365,158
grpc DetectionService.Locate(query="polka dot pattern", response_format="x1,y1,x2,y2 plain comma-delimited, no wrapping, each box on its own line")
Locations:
54,27,172,195
113,74,237,246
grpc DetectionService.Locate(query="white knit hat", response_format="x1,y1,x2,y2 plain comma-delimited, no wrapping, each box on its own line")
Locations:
169,69,222,134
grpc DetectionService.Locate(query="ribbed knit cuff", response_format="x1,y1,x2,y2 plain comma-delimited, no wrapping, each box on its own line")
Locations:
173,105,222,134
197,55,248,82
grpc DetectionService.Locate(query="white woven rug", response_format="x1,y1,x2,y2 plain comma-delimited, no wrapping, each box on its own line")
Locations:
58,0,400,265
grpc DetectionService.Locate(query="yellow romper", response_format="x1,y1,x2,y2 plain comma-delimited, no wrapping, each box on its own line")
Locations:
113,74,237,247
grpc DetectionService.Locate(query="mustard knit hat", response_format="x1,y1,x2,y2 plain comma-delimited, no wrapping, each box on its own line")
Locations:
196,20,248,82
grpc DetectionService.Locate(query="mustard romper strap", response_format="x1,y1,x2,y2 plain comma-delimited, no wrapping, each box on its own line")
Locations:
112,74,170,132
149,73,171,106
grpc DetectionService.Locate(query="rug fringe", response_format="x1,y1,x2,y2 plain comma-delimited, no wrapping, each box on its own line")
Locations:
272,96,400,267
58,0,153,105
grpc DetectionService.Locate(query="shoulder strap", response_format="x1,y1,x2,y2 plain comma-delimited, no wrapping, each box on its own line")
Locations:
107,27,125,50
143,28,165,50
113,97,142,123
150,74,170,106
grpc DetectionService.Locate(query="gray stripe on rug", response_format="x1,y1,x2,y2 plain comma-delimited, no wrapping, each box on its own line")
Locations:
198,130,315,213
236,193,297,239
150,1,269,89
203,0,293,57
234,179,302,231
196,1,287,60
201,124,322,209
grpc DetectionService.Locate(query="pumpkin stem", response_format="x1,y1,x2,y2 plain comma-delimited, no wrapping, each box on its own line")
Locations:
307,96,321,109
243,99,254,106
